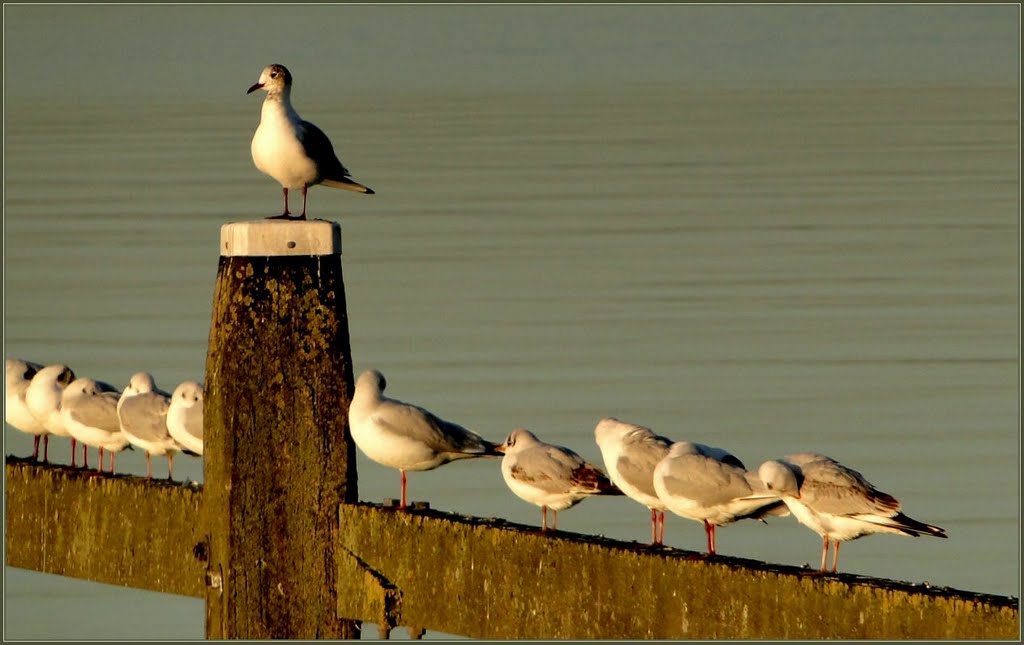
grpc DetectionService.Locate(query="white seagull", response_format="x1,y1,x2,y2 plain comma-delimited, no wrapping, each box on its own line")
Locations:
167,380,204,456
496,428,622,532
25,363,77,465
653,441,786,556
594,417,675,545
5,358,46,460
117,372,188,480
61,377,130,474
349,369,501,509
248,63,374,220
758,453,948,574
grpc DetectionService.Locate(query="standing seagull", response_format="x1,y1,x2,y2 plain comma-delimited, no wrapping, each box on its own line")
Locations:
758,453,947,574
167,380,204,456
25,364,77,465
497,428,623,532
248,63,374,220
5,358,46,460
61,377,130,474
117,372,185,480
349,369,501,509
594,417,675,545
653,441,786,556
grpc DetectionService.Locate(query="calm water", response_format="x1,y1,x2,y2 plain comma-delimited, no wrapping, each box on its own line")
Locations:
3,5,1020,641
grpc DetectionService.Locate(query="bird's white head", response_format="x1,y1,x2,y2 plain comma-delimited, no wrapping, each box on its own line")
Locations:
758,459,802,498
172,381,204,408
496,428,541,455
63,377,100,401
594,416,646,447
124,371,158,397
6,358,38,386
247,64,292,98
33,364,76,389
355,369,387,397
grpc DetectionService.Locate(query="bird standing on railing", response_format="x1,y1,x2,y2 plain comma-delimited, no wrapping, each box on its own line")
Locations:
653,441,787,556
758,453,948,574
6,358,46,460
497,428,623,532
349,369,501,509
594,416,675,545
118,372,192,480
247,63,374,220
61,377,130,473
25,363,77,465
167,380,204,457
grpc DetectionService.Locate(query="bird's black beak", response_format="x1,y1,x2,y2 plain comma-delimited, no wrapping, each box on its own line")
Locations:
246,82,264,95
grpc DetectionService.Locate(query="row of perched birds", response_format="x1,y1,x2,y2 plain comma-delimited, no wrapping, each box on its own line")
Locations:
348,369,948,574
4,358,947,574
5,358,204,479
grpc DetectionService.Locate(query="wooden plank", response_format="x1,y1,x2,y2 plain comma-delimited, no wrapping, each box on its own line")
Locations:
336,503,1020,640
202,220,360,639
5,459,204,598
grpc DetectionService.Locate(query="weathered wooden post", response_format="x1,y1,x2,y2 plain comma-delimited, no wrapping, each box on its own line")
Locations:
201,220,360,639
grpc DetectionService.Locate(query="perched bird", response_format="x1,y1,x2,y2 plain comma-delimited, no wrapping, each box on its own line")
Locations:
247,63,374,220
25,363,77,465
117,372,187,480
594,417,674,545
653,441,786,556
5,358,46,460
61,377,130,474
349,369,500,509
167,381,204,456
496,428,623,532
758,453,948,574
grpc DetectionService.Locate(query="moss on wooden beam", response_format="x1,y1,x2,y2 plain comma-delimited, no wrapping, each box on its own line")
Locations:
336,503,1019,640
5,458,205,598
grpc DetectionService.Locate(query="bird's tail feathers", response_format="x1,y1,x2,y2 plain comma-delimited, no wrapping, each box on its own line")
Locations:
322,178,375,194
889,512,948,538
862,512,948,538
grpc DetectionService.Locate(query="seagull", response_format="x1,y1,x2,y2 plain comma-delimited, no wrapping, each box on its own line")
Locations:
117,372,189,480
247,63,374,220
61,377,130,474
5,358,47,460
349,369,501,509
167,381,204,456
653,441,786,556
594,417,675,545
758,453,948,574
25,363,77,465
496,428,623,532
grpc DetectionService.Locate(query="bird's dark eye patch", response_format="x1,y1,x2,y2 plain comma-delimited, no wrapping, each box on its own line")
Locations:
270,72,278,78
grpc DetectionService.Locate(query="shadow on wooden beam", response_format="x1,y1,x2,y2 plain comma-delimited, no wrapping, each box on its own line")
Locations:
5,458,206,598
336,502,1019,640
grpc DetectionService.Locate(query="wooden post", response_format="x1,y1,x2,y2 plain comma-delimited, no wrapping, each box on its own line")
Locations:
202,220,360,639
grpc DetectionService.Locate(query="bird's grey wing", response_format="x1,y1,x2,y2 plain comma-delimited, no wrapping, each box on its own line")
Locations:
182,403,204,441
298,120,350,181
119,394,170,442
616,433,671,497
547,445,613,491
508,446,584,494
659,455,756,506
797,458,901,516
68,395,120,433
373,398,492,455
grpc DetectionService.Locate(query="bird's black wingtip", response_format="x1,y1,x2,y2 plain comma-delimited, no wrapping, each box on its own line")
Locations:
364,187,376,195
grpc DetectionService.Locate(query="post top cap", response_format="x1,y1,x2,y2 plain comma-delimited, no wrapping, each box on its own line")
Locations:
220,219,341,257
